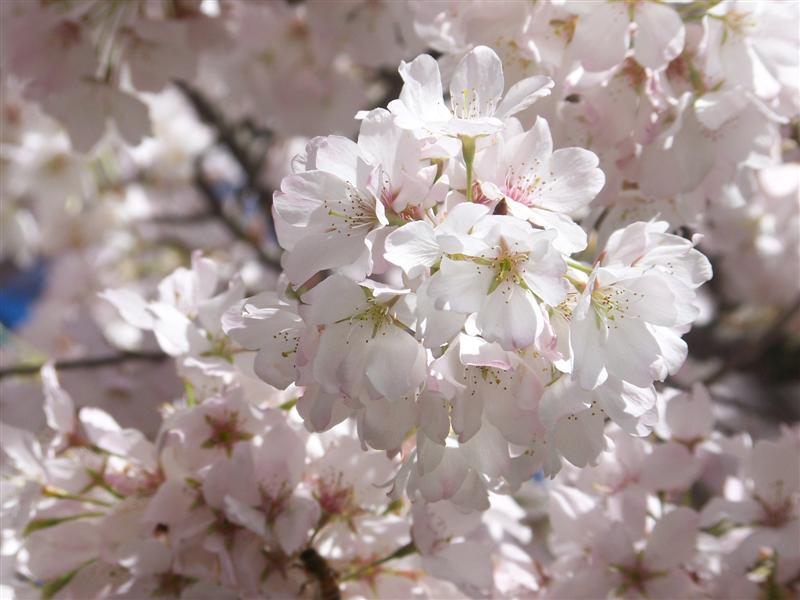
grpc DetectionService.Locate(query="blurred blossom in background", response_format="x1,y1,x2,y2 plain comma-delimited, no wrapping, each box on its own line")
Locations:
0,1,798,598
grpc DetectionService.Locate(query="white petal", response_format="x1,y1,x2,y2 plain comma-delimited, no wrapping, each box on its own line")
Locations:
427,257,492,314
417,448,468,502
534,147,605,214
553,407,606,467
422,541,493,595
305,135,361,182
495,76,554,119
643,507,699,570
296,386,350,432
594,524,636,567
312,321,370,397
202,445,259,508
476,283,541,350
223,495,266,537
538,376,593,430
450,469,490,511
520,241,568,306
525,208,588,254
366,329,426,400
255,417,306,494
649,325,688,380
660,383,714,442
640,442,702,492
391,54,451,128
24,520,102,581
115,539,171,576
449,46,504,119
303,275,366,326
41,363,76,434
100,288,154,330
570,298,609,390
274,495,320,555
450,390,484,443
283,229,367,286
0,423,47,478
437,202,491,236
458,333,513,369
604,319,661,387
633,2,685,70
418,391,451,445
253,344,297,391
384,220,441,278
359,396,415,453
748,436,800,509
571,3,630,72
274,169,346,227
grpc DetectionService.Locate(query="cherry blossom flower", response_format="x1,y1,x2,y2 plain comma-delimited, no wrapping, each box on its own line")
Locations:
570,220,712,390
389,45,553,140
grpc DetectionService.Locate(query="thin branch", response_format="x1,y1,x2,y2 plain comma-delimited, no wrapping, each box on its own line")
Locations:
174,80,281,270
174,80,249,167
0,351,169,380
193,154,282,271
146,211,215,225
173,80,274,208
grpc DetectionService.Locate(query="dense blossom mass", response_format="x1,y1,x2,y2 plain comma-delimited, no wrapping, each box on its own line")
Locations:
0,1,798,599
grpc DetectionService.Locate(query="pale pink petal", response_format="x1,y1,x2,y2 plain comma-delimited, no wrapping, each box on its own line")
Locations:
643,507,699,570
633,2,685,70
571,3,630,72
494,75,554,119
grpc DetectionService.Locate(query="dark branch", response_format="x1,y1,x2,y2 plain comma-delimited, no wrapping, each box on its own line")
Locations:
193,154,282,270
173,79,281,270
0,351,170,380
146,211,215,225
704,295,800,385
173,80,274,206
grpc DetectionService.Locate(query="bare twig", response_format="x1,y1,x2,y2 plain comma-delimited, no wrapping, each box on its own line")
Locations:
173,80,281,270
193,154,282,271
173,80,274,208
0,351,169,380
146,211,215,225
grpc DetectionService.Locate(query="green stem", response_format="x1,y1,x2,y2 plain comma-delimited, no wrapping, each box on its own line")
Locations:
42,487,113,508
23,512,106,537
340,541,417,582
41,560,96,600
565,275,586,292
461,135,477,202
566,258,593,275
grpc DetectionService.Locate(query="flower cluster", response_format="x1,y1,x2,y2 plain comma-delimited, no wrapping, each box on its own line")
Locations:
226,45,712,512
539,384,800,599
1,2,798,599
0,366,541,599
409,0,799,315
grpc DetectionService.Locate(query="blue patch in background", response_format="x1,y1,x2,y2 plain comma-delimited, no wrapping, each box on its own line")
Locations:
0,260,47,330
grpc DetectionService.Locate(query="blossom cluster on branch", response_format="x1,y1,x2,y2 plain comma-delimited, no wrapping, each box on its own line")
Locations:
0,1,798,599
